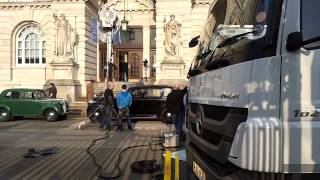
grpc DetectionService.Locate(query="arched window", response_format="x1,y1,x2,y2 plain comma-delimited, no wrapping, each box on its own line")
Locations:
16,24,46,65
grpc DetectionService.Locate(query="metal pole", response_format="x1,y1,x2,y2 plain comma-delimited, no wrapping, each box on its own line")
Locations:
105,31,112,83
108,31,112,82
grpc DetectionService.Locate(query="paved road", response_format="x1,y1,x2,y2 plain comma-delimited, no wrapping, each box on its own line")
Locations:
0,116,178,180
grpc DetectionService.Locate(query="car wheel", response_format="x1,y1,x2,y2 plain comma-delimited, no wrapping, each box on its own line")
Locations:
0,108,11,122
45,109,59,122
88,106,104,123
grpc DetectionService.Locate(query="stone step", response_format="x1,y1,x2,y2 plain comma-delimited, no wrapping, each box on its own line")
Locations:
69,101,87,117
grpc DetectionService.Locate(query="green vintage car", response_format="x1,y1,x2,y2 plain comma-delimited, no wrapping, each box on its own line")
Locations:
0,88,69,122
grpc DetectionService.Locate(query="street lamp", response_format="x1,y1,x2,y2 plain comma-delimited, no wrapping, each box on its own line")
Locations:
121,0,128,31
121,19,128,31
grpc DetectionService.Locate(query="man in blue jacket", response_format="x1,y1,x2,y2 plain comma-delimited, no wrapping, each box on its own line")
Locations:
116,84,133,130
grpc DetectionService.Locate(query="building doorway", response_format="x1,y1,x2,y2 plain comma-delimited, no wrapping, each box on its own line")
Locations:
118,52,128,81
99,45,107,82
114,50,142,82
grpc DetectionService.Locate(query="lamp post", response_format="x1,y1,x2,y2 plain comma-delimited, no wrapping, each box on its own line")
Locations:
98,5,116,83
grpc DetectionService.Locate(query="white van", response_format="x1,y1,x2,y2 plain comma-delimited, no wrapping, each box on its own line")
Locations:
186,0,320,179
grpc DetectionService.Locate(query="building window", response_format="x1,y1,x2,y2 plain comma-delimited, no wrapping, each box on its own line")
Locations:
16,24,46,65
130,54,140,78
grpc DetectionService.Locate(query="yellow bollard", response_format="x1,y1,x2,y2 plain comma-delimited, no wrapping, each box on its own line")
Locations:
164,151,171,180
175,154,180,180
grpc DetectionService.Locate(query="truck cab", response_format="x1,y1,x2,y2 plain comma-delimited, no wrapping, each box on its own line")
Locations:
186,0,320,179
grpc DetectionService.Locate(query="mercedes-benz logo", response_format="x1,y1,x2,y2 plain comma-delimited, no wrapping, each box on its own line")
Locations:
195,108,203,136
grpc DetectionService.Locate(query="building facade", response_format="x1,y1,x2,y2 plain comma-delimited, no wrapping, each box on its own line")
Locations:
0,0,211,101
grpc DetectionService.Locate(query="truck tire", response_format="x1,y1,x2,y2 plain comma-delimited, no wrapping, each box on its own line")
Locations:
0,108,11,122
45,109,59,122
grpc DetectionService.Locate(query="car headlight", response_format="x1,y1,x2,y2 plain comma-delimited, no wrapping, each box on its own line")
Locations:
166,112,172,119
89,100,96,104
59,101,64,105
94,112,100,117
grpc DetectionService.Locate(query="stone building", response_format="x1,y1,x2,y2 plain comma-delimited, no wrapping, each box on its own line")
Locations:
0,0,211,101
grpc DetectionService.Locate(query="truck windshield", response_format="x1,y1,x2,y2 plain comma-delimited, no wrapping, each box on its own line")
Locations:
195,0,269,67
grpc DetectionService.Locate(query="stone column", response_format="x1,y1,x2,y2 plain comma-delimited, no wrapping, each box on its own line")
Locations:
143,25,150,80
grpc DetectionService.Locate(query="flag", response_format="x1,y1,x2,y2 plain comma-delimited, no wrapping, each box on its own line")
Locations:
112,28,121,44
90,17,98,43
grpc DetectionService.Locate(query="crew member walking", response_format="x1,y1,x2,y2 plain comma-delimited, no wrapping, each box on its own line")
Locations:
100,82,115,130
116,84,133,130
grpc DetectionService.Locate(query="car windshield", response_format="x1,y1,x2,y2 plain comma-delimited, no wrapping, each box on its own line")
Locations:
162,88,172,97
34,90,47,99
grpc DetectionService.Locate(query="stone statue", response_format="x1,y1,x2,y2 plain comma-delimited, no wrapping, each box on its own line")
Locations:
53,13,78,62
163,15,182,59
53,14,60,56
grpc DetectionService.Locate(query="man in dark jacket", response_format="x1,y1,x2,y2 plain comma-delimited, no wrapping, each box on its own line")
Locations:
48,83,57,98
100,82,115,130
116,84,133,130
165,84,185,136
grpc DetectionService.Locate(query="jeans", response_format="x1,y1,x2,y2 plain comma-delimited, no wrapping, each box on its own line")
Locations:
100,105,112,129
172,111,184,136
118,107,132,129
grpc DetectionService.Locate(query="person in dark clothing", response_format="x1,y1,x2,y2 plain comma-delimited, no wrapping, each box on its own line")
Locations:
116,84,133,130
48,83,57,98
100,82,115,130
165,84,186,136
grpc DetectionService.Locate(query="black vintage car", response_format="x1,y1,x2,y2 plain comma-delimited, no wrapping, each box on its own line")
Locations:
87,85,173,123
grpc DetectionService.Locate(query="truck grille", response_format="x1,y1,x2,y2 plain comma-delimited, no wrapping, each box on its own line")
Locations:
187,103,248,163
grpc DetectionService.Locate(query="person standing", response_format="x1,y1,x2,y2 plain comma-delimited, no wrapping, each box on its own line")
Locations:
86,80,94,104
100,82,115,130
165,84,185,136
116,84,133,130
48,83,57,98
137,78,144,86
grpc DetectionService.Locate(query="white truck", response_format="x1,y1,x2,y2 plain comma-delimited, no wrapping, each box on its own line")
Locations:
186,0,320,179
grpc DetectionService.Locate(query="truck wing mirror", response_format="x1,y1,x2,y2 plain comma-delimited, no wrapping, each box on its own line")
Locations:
286,32,303,52
189,35,200,48
188,69,201,77
287,32,320,52
205,59,230,70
